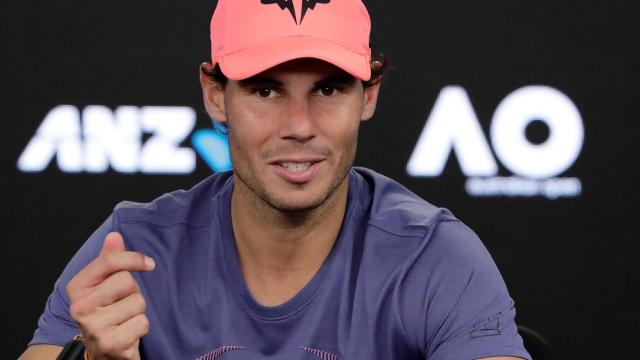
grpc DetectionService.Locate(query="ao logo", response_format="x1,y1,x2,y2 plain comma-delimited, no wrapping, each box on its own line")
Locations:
17,105,232,174
406,85,584,198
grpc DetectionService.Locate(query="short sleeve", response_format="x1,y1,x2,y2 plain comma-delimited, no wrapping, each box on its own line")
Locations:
28,216,114,346
412,220,532,360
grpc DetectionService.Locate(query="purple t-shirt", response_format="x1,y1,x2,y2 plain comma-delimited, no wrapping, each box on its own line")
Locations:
31,168,531,360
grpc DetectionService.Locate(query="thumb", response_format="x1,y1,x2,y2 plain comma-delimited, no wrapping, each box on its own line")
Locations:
100,232,126,254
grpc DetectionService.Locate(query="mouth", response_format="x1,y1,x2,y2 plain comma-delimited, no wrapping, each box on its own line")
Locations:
270,158,325,184
279,161,314,172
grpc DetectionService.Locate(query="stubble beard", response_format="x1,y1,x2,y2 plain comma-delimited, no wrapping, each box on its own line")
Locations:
229,132,358,218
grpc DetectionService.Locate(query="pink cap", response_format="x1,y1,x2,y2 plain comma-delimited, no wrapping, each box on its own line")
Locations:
210,0,372,81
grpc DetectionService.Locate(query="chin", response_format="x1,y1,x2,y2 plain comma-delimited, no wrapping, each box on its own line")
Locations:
263,193,326,213
265,168,351,213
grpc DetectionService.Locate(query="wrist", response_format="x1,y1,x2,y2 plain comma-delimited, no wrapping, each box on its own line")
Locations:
56,335,86,360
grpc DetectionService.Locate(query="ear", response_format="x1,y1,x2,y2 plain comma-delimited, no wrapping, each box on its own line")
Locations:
200,63,227,123
361,60,385,122
360,80,381,122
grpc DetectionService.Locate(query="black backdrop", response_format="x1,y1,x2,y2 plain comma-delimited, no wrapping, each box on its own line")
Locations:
2,0,639,358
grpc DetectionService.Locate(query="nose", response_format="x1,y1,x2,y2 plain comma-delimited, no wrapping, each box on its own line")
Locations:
277,95,315,142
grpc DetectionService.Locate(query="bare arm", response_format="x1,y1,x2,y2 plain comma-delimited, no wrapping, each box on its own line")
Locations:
18,344,62,360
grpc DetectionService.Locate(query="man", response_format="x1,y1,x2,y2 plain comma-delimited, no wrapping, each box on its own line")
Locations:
20,0,531,359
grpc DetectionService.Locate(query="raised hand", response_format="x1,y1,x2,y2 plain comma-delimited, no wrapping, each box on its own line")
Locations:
67,232,155,360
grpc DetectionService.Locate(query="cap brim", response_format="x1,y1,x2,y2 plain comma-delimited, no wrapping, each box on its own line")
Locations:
215,36,371,81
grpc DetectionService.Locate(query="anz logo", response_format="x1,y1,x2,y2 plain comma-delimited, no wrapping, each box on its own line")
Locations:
17,105,232,174
407,86,584,199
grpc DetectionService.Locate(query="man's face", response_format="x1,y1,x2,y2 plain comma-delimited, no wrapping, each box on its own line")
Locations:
202,58,380,212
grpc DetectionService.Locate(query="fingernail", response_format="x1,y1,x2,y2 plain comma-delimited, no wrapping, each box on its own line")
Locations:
144,256,156,270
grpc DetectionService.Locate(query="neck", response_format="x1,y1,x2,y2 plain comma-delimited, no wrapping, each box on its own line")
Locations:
231,178,348,272
230,177,349,305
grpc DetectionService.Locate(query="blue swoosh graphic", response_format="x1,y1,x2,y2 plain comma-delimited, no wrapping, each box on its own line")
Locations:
192,129,233,172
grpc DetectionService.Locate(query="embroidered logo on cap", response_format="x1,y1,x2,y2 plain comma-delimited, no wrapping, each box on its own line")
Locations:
261,0,331,24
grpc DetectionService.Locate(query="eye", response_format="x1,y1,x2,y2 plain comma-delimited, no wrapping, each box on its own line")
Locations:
318,86,336,96
256,88,274,98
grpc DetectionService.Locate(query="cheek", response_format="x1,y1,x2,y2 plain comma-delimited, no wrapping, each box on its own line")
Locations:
316,90,364,120
313,100,363,145
226,100,277,150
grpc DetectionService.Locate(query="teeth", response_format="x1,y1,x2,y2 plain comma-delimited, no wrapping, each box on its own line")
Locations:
280,162,311,172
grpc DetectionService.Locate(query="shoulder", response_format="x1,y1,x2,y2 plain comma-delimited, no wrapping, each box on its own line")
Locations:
351,167,459,239
349,169,523,357
112,171,233,228
350,167,492,292
352,167,493,277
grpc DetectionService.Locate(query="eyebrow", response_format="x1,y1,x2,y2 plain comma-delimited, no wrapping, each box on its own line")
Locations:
237,73,357,89
238,77,283,88
316,74,358,86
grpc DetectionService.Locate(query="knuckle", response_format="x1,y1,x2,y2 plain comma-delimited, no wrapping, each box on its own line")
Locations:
68,302,80,318
66,279,77,297
139,315,150,335
132,292,147,312
122,272,140,293
121,346,139,360
69,299,90,319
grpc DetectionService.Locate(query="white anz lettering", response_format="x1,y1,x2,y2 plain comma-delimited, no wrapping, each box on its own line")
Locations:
139,107,196,174
17,105,197,174
17,105,83,172
83,106,141,173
